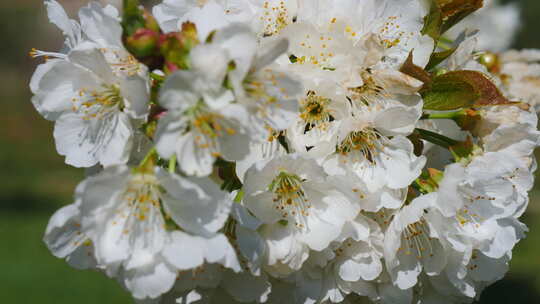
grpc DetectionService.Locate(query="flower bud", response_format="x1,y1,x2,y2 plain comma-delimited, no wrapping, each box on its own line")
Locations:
159,22,200,72
478,52,500,73
126,28,159,58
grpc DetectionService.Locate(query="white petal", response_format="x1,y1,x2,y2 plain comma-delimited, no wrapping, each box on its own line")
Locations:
79,2,123,48
176,132,215,177
159,71,200,111
53,113,98,168
98,112,134,167
44,203,86,259
68,42,115,83
45,0,80,48
123,261,177,300
155,112,187,159
120,75,150,119
162,231,205,270
159,171,233,236
204,234,242,272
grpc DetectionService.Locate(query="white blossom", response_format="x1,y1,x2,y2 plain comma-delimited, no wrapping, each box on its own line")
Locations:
76,165,239,299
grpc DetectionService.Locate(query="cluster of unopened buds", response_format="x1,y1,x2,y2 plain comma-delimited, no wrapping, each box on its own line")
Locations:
30,0,540,303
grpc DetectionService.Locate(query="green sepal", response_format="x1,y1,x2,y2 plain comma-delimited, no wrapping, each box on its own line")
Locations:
234,189,244,203
450,136,477,162
414,173,439,194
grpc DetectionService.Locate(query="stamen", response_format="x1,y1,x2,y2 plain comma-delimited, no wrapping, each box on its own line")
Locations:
99,48,142,77
185,101,238,153
337,128,384,163
71,84,123,121
268,171,312,229
261,1,291,36
348,70,390,107
115,173,165,239
29,48,66,60
401,219,434,259
299,91,333,132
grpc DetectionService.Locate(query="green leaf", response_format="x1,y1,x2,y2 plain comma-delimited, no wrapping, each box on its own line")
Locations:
425,49,456,71
422,70,512,110
421,0,484,39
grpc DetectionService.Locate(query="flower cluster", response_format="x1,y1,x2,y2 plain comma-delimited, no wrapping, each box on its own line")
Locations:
31,1,540,303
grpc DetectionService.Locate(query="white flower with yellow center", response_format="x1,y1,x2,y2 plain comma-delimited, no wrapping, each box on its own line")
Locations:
30,1,150,167
310,215,384,303
322,105,426,195
78,165,239,300
276,0,433,88
248,0,299,38
30,42,149,167
432,152,531,275
32,1,146,78
205,25,303,142
384,194,449,290
473,106,540,169
234,39,304,141
287,90,348,159
242,154,360,273
155,25,265,176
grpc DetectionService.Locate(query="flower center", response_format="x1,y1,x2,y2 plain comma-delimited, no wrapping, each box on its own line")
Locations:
378,16,408,49
299,91,333,132
400,219,435,259
244,73,279,105
456,193,493,228
261,1,292,37
72,84,123,120
124,173,162,222
268,171,311,229
186,101,237,157
348,70,388,106
337,128,381,162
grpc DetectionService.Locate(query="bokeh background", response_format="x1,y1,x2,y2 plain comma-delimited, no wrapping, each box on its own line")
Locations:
0,0,539,303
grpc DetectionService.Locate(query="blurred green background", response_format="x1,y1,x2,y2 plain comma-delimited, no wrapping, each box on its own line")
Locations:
0,0,539,303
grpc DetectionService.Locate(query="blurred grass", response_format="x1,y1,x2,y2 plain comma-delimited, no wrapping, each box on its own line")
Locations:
0,0,538,303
